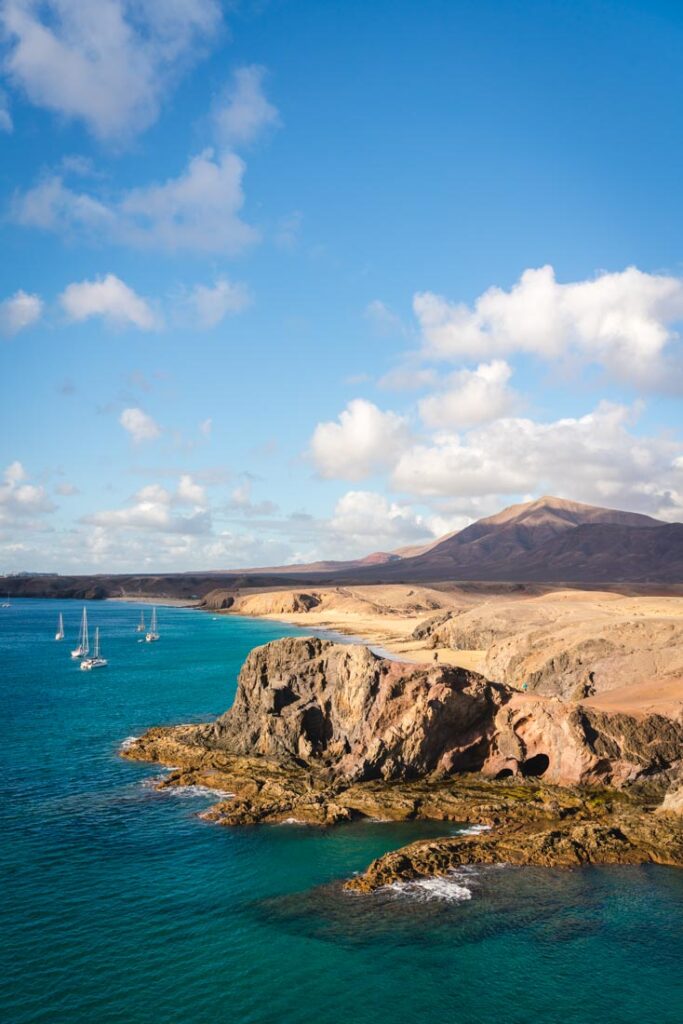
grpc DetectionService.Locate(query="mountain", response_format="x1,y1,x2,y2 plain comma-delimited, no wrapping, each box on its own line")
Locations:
238,495,674,583
2,496,681,598
390,496,663,575
330,495,680,584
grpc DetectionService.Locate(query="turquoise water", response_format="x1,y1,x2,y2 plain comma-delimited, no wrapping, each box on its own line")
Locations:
1,599,682,1024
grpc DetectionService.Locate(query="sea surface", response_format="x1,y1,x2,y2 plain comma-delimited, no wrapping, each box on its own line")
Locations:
1,599,682,1024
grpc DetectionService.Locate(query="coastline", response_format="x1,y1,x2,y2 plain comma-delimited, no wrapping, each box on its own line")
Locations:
106,596,201,608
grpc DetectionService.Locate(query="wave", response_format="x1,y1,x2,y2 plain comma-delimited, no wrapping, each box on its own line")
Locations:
163,785,235,800
120,735,140,751
384,867,479,903
459,823,492,835
140,776,234,800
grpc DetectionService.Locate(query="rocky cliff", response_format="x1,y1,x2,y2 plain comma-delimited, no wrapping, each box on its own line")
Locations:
200,637,506,780
171,637,683,795
122,636,683,885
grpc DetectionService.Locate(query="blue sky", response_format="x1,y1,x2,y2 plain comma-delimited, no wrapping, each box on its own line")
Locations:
1,0,682,573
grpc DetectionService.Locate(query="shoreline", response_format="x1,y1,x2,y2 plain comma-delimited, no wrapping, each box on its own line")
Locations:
106,596,201,608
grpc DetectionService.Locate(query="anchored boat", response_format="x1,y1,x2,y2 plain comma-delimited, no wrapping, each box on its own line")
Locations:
145,607,159,643
135,611,146,633
81,627,107,671
71,607,89,659
55,613,64,641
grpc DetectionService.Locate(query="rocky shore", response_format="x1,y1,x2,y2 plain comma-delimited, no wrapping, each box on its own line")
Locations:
122,636,683,890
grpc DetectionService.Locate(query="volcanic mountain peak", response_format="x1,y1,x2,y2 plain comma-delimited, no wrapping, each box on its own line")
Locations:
452,494,662,539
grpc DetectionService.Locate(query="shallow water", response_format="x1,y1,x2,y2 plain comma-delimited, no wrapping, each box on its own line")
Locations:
1,599,682,1024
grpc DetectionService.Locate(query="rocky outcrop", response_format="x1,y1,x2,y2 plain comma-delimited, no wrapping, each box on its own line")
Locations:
232,592,322,616
346,812,683,892
484,697,683,789
200,637,507,780
200,589,235,610
121,636,683,881
129,637,683,796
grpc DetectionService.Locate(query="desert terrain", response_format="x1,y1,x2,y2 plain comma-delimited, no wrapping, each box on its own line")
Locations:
213,582,683,720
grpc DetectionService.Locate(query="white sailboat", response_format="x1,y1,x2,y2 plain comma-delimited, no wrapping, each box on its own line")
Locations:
1,593,9,608
145,607,159,642
55,613,65,641
71,607,89,658
135,610,146,633
81,627,107,670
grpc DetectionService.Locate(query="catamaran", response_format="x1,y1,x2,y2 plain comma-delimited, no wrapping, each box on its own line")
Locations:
145,607,159,642
55,613,65,641
81,627,107,670
71,607,89,658
135,610,146,633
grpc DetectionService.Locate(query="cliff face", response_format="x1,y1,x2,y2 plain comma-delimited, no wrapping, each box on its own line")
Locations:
196,637,683,793
202,637,506,781
487,697,683,789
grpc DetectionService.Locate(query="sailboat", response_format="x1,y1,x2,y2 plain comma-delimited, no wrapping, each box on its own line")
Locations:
81,627,107,670
55,613,65,641
145,607,159,642
1,593,9,608
135,610,146,633
71,607,89,658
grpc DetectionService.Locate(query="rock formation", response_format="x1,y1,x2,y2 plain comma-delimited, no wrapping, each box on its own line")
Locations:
122,636,683,884
200,637,506,780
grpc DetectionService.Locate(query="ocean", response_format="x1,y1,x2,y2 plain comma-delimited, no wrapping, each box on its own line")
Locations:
1,599,682,1024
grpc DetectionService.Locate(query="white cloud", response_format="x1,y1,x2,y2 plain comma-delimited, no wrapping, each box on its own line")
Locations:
83,474,210,535
0,461,56,529
176,474,206,505
199,417,212,437
60,274,157,329
1,0,222,142
226,477,278,518
212,64,279,147
119,407,161,444
15,149,258,254
185,277,252,328
419,360,517,429
329,490,430,548
392,400,683,520
309,399,411,481
118,148,256,253
0,289,43,336
414,265,683,384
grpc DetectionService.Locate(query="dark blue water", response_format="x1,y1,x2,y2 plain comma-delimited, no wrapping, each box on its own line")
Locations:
1,599,682,1024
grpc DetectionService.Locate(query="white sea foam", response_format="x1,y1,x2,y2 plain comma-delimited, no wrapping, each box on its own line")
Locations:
140,776,234,799
120,735,140,751
459,823,492,835
385,867,479,903
163,785,235,800
278,817,308,825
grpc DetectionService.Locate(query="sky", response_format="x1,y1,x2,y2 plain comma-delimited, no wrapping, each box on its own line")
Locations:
1,0,682,574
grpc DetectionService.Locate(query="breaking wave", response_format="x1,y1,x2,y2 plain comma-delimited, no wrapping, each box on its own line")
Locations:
384,867,479,903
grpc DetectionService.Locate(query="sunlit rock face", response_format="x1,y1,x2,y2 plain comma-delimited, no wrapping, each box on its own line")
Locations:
198,637,683,791
201,637,507,780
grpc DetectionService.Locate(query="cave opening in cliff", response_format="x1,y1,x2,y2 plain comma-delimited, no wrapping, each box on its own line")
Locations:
495,768,514,780
520,753,550,777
